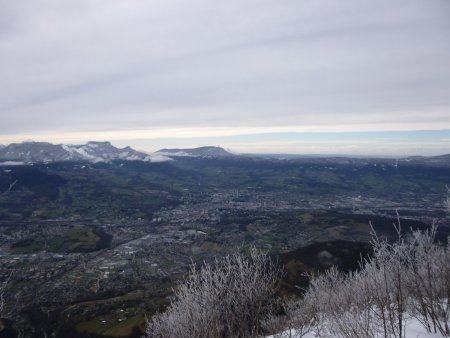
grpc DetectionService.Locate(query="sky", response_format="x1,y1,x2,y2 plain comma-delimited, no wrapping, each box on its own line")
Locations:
0,0,449,156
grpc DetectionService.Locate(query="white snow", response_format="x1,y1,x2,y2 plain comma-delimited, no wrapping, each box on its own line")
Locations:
62,144,75,154
405,318,445,338
71,146,104,162
267,317,446,338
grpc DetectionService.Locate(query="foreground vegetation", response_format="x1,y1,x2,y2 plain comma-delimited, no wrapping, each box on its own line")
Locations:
146,224,449,338
272,223,449,337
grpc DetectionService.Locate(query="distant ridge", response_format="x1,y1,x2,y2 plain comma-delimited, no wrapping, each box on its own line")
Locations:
1,140,448,166
0,141,169,164
156,146,235,158
403,153,450,167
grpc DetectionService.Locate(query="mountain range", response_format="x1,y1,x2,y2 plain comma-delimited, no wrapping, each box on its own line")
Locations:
0,141,159,164
1,141,449,166
0,141,235,164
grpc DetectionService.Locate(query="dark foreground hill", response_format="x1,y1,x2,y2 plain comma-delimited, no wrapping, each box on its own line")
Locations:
278,240,373,295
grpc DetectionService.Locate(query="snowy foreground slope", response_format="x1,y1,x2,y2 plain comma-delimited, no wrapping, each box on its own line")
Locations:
265,226,449,338
267,316,445,337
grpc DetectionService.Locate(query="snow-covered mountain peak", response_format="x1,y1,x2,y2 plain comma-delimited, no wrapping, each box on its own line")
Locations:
0,141,168,164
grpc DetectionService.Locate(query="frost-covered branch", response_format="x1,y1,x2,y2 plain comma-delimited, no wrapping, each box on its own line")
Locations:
146,247,282,338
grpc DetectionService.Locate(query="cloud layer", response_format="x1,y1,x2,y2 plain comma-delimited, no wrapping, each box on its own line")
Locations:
0,0,449,152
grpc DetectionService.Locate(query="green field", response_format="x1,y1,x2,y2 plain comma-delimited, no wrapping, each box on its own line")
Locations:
11,226,102,253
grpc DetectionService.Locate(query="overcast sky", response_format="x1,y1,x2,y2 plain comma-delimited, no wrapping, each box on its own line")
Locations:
0,0,449,155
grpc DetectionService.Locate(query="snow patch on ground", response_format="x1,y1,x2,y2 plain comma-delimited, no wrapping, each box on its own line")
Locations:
72,146,104,162
267,317,446,338
62,144,75,154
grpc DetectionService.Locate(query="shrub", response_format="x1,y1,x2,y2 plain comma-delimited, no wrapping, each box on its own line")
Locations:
145,248,281,338
283,221,449,337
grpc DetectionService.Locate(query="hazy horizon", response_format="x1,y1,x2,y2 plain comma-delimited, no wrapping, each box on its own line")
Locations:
1,128,449,158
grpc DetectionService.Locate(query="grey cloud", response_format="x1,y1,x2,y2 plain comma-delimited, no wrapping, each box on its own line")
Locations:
0,0,449,134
